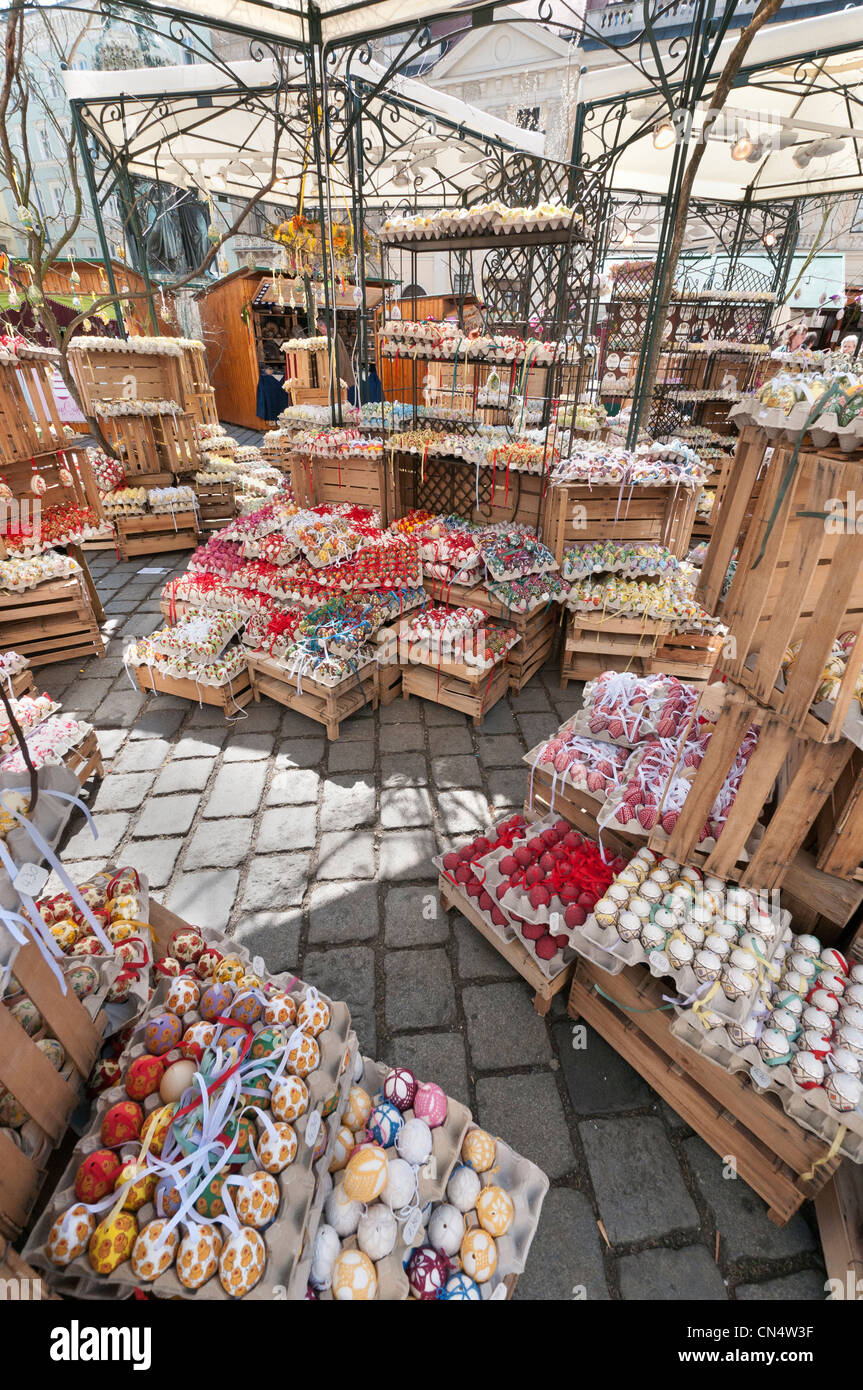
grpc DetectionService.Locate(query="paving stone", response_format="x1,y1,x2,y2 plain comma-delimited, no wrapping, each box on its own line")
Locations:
431,755,483,789
134,794,197,837
232,911,302,974
168,869,239,933
379,699,422,723
95,772,155,812
379,829,437,881
256,805,317,853
380,785,433,829
476,735,525,768
280,708,327,738
379,722,425,754
63,812,129,860
510,684,553,713
617,1245,728,1301
185,705,231,730
204,762,267,818
451,913,518,980
112,739,172,772
62,677,114,714
123,837,183,890
266,769,320,805
320,774,376,830
308,880,380,943
385,948,456,1030
233,702,282,733
94,690,147,726
422,703,466,726
152,758,213,795
516,1187,609,1302
97,729,128,762
427,725,473,757
516,713,556,749
735,1271,826,1301
487,769,526,810
129,708,185,740
384,884,449,947
553,1021,652,1114
276,738,325,770
463,982,552,1069
381,754,427,787
241,854,311,908
222,732,275,762
683,1135,816,1261
317,831,375,880
580,1117,698,1245
382,1032,469,1106
435,787,491,835
184,817,255,869
476,1073,574,1179
172,728,228,759
302,947,376,1055
478,701,518,735
327,740,375,773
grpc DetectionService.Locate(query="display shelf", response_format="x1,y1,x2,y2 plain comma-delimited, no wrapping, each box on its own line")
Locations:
383,225,588,253
133,663,253,716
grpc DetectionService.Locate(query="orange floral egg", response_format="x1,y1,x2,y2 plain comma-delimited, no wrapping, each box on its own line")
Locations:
88,1211,138,1274
218,1227,265,1298
286,1032,319,1079
271,1074,309,1123
114,1159,157,1212
176,1223,221,1289
297,995,330,1036
101,1100,143,1148
140,1102,177,1156
343,1086,372,1131
235,1170,279,1229
46,1204,94,1266
131,1219,178,1281
166,977,200,1015
263,993,296,1027
74,1148,122,1202
257,1120,297,1174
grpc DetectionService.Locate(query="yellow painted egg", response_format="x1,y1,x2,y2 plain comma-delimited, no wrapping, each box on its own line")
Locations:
141,1102,177,1156
215,956,245,986
270,1074,309,1122
114,1160,157,1212
331,1249,377,1301
235,1170,279,1229
106,921,133,944
460,1227,497,1284
461,1128,496,1173
46,1203,95,1266
218,1226,266,1298
177,1222,222,1290
476,1185,515,1237
344,1086,372,1131
263,993,297,1027
297,995,330,1036
50,921,78,950
88,1211,138,1274
0,1087,28,1128
286,1032,319,1078
257,1120,297,1174
329,1125,356,1172
166,977,200,1014
343,1144,389,1203
131,1219,178,1281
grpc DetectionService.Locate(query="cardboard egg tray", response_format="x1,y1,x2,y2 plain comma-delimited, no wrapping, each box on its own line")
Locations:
671,1009,863,1164
570,906,792,1025
25,961,354,1300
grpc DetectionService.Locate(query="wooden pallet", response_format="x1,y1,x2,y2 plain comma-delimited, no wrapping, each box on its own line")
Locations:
0,939,107,1237
439,873,572,1015
401,653,510,726
568,959,842,1227
544,479,697,565
100,409,199,478
698,426,770,614
116,510,200,561
815,1164,863,1297
290,453,390,525
247,651,377,739
194,480,237,530
134,663,253,716
62,729,104,786
419,578,558,691
814,746,863,881
0,575,104,668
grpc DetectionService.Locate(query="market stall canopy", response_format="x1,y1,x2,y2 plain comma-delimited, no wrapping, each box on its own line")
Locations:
581,8,863,202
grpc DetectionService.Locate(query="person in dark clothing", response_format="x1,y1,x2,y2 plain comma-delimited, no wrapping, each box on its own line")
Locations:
256,367,292,422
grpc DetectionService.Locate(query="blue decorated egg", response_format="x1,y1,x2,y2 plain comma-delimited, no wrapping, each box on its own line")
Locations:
366,1100,403,1148
441,1272,482,1301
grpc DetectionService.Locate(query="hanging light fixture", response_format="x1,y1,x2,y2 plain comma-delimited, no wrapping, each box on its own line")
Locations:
762,230,777,248
652,119,675,151
620,229,635,248
731,133,753,160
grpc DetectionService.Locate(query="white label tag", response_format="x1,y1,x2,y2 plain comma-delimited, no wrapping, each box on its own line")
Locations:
13,862,49,897
489,1281,508,1300
403,1207,423,1244
305,1110,322,1148
252,955,265,978
137,566,167,574
420,1155,437,1180
549,912,561,933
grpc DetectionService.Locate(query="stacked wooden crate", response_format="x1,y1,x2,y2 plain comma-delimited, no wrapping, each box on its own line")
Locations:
422,576,558,693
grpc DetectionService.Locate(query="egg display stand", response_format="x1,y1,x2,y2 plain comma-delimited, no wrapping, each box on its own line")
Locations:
567,958,842,1226
133,662,254,718
115,509,201,562
544,479,698,566
0,573,105,668
246,650,379,740
289,451,393,527
401,647,513,728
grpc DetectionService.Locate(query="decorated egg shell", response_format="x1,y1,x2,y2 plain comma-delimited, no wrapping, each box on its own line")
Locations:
324,1183,363,1236
143,1011,183,1056
36,1038,65,1071
366,1100,403,1148
195,1172,226,1219
461,1226,498,1283
330,1125,355,1172
89,1211,138,1274
10,998,42,1036
67,963,100,999
182,1020,217,1059
414,1081,447,1129
395,1117,433,1167
441,1272,481,1301
462,1127,496,1172
106,921,134,944
344,1085,372,1130
199,982,234,1022
428,1201,464,1256
129,1219,177,1283
263,993,297,1027
156,956,182,979
226,991,262,1028
826,1071,863,1112
234,1169,279,1229
114,1159,157,1212
382,1065,417,1112
155,1176,182,1217
790,1051,825,1088
447,1162,482,1212
75,1147,123,1202
177,1222,222,1289
50,921,78,951
125,1053,167,1101
297,994,330,1036
46,1203,95,1266
223,1113,254,1166
196,948,223,981
88,1057,121,1094
310,1224,341,1290
250,1025,285,1060
407,1246,448,1300
71,938,103,957
357,1202,398,1260
332,1248,377,1301
215,955,245,986
477,1184,515,1237
160,1059,197,1105
141,1102,177,1156
101,1100,143,1147
166,977,200,1014
170,927,203,965
258,1120,298,1173
286,1031,319,1078
344,1143,389,1203
271,1074,309,1122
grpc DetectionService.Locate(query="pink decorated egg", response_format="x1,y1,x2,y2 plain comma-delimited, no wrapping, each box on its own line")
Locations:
413,1081,447,1129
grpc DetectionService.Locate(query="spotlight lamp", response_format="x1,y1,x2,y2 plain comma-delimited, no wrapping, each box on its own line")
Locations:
731,133,753,161
620,229,635,247
762,230,777,248
652,119,676,151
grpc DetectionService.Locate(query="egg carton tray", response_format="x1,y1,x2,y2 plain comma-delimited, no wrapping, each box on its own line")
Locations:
729,399,863,451
569,906,792,1025
25,964,354,1299
671,1009,863,1164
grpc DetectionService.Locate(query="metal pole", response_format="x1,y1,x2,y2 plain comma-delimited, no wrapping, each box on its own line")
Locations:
70,98,127,340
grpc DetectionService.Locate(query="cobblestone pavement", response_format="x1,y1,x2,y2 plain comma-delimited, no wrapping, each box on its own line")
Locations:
44,548,827,1300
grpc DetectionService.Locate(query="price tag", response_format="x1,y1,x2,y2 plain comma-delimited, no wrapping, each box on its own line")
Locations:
137,566,167,575
549,912,561,933
252,955,265,979
305,1110,322,1149
13,862,49,897
403,1206,423,1244
420,1155,437,1181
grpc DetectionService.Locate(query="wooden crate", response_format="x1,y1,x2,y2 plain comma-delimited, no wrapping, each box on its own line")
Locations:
419,578,558,691
134,662,253,716
178,341,220,427
290,453,390,524
401,652,510,726
568,959,842,1227
697,426,770,614
8,668,36,700
62,729,104,786
544,479,697,565
0,351,69,466
247,651,377,739
815,1164,863,1297
439,872,572,1015
559,610,668,689
814,746,863,881
99,409,199,477
69,342,187,414
0,574,104,668
0,445,105,552
392,453,548,537
116,511,200,561
643,631,723,684
0,940,107,1237
194,480,237,530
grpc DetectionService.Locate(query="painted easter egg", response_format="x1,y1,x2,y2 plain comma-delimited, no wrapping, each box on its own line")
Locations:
234,1170,279,1229
88,1211,138,1274
166,977,200,1015
343,1086,372,1131
271,1074,309,1122
366,1101,403,1149
297,995,330,1036
114,1159,156,1212
343,1144,389,1203
407,1246,448,1300
46,1204,95,1267
131,1219,178,1281
75,1148,122,1202
413,1082,447,1129
250,1026,285,1060
382,1066,417,1112
101,1101,143,1148
125,1054,166,1101
263,993,297,1027
177,1223,222,1290
461,1227,497,1283
331,1249,377,1302
140,1103,177,1156
462,1127,496,1172
143,1011,183,1056
219,1227,266,1298
286,1032,319,1078
199,983,234,1022
476,1184,515,1238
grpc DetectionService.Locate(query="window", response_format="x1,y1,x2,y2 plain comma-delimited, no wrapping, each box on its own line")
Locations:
85,244,97,258
35,124,52,160
850,195,863,235
49,184,64,215
516,106,542,132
